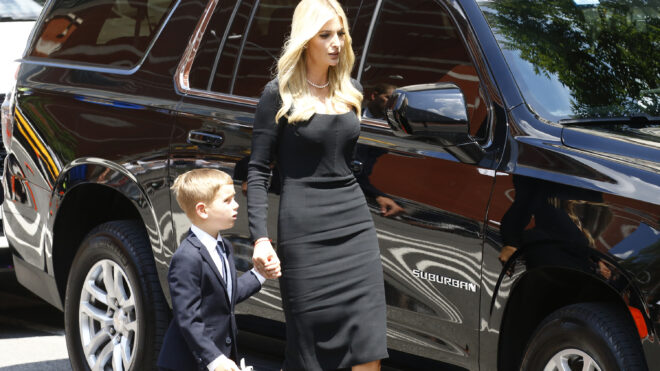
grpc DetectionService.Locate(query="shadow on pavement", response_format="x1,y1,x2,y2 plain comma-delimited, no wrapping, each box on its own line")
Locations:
0,359,71,371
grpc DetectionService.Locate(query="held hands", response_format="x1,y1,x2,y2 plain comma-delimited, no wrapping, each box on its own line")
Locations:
214,358,240,371
253,239,281,279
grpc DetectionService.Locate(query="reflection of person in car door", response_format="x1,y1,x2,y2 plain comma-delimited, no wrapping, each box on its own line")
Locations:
499,174,612,276
355,146,405,217
362,83,395,120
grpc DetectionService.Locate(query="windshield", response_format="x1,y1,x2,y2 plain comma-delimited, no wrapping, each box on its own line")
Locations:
478,0,660,122
0,0,42,21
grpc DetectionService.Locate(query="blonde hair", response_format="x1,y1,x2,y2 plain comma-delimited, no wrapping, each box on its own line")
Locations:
276,0,362,123
171,168,233,219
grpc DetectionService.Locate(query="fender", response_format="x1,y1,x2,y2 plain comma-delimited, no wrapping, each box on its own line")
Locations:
47,158,168,301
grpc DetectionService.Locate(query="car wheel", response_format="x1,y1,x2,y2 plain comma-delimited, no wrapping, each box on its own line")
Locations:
64,220,168,371
521,302,647,371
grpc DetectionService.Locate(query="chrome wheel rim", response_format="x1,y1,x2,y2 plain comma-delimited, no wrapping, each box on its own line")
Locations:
79,259,138,371
543,348,602,371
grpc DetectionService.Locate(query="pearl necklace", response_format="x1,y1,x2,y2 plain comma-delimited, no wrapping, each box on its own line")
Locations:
306,78,329,89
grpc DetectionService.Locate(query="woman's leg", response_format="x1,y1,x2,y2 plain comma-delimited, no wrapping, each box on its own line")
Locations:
352,360,381,371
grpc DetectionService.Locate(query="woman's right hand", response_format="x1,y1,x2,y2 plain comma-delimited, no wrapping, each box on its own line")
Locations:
253,240,282,279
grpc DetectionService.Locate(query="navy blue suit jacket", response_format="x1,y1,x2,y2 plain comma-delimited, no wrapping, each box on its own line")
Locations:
157,231,262,371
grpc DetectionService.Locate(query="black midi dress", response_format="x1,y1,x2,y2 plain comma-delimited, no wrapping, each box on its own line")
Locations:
247,80,388,371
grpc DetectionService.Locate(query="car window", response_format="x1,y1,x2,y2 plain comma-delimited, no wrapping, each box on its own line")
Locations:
187,0,241,92
27,0,176,68
478,0,660,122
360,0,489,142
232,0,296,97
0,0,42,21
189,0,368,98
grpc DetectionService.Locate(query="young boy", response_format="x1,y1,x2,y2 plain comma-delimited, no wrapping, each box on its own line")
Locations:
157,169,280,371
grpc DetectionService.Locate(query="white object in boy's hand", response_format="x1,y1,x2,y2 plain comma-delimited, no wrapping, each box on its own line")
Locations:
239,358,254,371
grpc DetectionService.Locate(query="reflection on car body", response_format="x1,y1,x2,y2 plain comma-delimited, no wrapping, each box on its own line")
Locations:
1,0,659,370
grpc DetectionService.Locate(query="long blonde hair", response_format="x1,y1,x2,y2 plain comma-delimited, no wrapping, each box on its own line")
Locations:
276,0,362,123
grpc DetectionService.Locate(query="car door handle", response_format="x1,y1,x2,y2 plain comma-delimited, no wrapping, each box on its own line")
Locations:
351,160,363,174
188,131,224,148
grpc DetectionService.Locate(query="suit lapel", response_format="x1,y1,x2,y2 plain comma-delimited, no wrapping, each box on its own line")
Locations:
189,232,230,300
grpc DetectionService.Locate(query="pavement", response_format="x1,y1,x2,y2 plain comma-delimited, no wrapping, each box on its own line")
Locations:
0,267,288,370
0,262,411,371
0,267,71,371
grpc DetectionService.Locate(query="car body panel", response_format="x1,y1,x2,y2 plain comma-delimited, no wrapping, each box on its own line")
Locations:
2,0,659,369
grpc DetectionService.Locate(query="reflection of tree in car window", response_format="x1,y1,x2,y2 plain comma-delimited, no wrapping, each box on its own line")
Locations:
480,0,660,120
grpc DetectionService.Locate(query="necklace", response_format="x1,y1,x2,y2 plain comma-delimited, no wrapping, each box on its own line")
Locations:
306,78,329,89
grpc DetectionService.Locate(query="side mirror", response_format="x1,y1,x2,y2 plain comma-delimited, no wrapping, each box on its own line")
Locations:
386,83,470,145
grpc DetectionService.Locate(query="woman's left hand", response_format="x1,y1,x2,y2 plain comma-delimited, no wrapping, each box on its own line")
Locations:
253,240,282,279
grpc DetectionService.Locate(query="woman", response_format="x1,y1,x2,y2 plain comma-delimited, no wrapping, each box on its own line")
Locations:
247,0,388,370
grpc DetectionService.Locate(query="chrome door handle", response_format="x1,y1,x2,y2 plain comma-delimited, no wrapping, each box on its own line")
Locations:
187,131,224,148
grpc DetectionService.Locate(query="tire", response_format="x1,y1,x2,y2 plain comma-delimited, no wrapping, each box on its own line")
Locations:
64,220,169,371
521,302,647,371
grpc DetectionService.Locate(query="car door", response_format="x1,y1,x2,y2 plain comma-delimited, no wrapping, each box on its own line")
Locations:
354,0,501,368
169,0,370,320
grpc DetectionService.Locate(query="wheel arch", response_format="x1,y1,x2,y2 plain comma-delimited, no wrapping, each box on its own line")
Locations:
496,266,646,370
49,159,166,307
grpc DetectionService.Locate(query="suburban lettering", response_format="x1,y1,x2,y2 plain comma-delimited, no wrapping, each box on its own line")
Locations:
411,269,477,292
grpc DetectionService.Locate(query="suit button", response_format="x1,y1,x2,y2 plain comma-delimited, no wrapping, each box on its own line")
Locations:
225,337,232,345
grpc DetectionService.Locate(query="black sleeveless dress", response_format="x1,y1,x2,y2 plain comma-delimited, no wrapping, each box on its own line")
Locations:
247,80,388,371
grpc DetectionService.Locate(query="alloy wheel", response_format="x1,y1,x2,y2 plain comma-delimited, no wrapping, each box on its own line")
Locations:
79,259,139,371
543,348,602,371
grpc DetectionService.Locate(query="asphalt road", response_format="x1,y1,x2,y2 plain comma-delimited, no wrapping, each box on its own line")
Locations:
0,267,288,370
0,266,412,371
0,266,71,371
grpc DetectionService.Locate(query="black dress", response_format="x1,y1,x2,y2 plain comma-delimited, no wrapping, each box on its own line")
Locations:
247,80,388,371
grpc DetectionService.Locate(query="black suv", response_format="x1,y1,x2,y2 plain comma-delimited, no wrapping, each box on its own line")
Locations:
2,0,659,370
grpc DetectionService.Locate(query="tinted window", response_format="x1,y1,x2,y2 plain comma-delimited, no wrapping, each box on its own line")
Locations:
360,0,488,141
232,0,295,97
189,0,368,98
344,0,374,63
28,0,176,68
479,0,660,121
187,0,240,91
0,0,42,21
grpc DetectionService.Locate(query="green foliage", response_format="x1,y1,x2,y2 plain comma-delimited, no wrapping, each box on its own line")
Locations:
483,0,660,118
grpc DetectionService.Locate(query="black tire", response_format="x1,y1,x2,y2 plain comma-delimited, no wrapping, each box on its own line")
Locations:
64,220,169,371
521,302,647,371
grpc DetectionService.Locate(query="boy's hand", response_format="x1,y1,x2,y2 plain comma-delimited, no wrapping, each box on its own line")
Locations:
253,240,282,279
214,358,240,371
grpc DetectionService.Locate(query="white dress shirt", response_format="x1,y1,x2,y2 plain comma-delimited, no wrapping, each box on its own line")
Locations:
190,225,265,371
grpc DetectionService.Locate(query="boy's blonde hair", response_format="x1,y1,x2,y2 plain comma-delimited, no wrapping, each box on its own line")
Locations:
171,168,233,219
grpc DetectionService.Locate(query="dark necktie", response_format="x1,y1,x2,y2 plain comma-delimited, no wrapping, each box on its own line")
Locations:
216,241,233,302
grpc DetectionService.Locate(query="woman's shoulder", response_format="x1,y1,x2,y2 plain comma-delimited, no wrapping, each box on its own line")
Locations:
259,78,282,105
263,78,279,95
